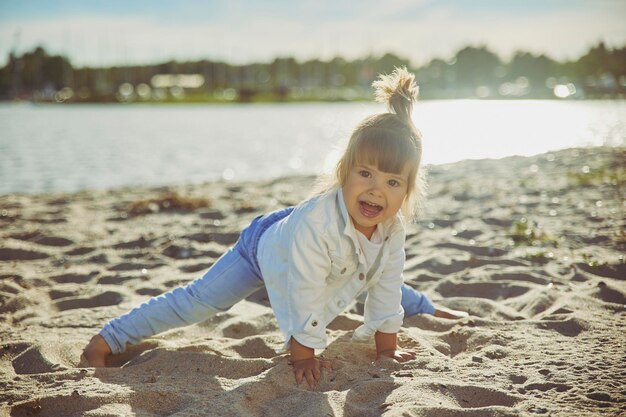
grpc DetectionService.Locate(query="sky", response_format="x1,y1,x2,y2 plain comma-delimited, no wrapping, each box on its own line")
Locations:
0,0,625,68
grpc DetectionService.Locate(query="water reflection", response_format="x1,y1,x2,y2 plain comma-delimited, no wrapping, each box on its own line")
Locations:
0,100,624,194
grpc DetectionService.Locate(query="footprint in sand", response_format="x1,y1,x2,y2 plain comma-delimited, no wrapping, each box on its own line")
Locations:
437,328,506,358
575,262,626,280
0,274,29,294
419,383,521,412
126,392,191,416
512,291,562,318
229,336,278,359
179,262,214,273
50,271,99,284
46,197,69,206
490,272,551,285
412,322,515,361
108,261,166,272
436,281,532,301
161,243,206,259
184,231,240,245
525,382,573,393
11,396,101,417
64,246,95,256
434,242,508,257
97,274,140,285
124,348,272,379
0,293,40,316
0,247,50,261
221,321,265,339
12,345,68,374
509,374,528,384
112,236,156,250
344,380,400,415
135,287,165,296
48,288,78,300
54,291,124,311
593,281,626,305
482,217,513,227
455,229,483,240
198,209,226,220
10,393,191,417
403,314,462,333
10,231,74,247
536,317,588,337
412,256,468,275
29,216,67,224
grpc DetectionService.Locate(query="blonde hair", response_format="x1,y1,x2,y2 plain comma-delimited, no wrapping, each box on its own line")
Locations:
316,66,427,221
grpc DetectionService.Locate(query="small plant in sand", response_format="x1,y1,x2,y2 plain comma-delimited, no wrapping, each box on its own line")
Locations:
127,192,211,217
617,229,626,247
567,153,625,189
581,253,607,268
522,250,554,264
510,218,557,247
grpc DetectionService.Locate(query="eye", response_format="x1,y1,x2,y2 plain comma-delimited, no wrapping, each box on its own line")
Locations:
388,179,399,187
359,170,371,178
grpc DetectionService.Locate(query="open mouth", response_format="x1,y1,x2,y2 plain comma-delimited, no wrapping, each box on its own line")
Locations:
359,200,383,218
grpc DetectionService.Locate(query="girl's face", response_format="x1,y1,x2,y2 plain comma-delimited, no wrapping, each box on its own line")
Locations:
342,162,409,239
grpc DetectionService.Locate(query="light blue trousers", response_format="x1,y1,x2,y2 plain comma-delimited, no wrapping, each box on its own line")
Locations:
100,209,435,354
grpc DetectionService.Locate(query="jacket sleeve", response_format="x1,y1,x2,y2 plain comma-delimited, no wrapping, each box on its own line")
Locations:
285,217,331,350
352,241,405,342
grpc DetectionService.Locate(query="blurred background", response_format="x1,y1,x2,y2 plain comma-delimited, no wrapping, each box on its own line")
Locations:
0,0,625,194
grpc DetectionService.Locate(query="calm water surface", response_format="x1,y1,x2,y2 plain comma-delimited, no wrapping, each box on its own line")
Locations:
0,100,624,194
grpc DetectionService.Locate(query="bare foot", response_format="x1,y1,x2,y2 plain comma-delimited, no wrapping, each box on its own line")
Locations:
434,308,469,320
82,334,112,367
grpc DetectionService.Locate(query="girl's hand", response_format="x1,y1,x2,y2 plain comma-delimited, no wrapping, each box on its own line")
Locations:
377,349,416,362
81,334,112,367
290,357,332,389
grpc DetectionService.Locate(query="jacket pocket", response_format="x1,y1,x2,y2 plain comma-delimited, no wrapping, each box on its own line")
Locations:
329,253,358,280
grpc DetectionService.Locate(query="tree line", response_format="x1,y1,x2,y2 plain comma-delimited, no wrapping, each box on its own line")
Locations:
0,42,624,102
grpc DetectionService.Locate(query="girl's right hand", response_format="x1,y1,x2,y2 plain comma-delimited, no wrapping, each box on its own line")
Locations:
291,357,332,389
81,334,112,367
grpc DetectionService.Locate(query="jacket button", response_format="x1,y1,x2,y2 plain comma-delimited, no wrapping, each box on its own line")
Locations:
359,273,365,280
311,320,318,327
341,267,347,274
337,300,345,308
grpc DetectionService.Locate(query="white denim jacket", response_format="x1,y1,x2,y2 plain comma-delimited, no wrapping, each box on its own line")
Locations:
257,187,406,352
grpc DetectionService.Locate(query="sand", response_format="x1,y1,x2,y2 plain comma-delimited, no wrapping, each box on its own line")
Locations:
1,146,625,417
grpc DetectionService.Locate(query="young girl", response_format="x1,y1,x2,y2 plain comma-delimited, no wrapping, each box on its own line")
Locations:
83,67,467,389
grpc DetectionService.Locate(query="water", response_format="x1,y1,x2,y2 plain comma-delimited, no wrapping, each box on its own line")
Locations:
1,100,624,195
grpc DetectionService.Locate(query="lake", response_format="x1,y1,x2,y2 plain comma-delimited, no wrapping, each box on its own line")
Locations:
1,100,624,194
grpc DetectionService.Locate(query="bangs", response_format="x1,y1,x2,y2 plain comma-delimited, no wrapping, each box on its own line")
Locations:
354,128,419,174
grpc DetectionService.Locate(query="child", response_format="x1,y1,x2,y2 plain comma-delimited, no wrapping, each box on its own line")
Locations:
82,67,467,389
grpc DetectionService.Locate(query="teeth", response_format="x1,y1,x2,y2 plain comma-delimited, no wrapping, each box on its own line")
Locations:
363,201,381,208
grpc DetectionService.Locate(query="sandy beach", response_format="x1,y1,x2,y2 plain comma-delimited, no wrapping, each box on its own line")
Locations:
1,146,624,417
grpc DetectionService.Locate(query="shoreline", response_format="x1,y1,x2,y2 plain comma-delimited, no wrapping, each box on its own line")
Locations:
2,97,625,106
1,146,625,416
1,144,621,199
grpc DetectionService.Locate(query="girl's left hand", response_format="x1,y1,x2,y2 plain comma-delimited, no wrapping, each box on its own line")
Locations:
377,349,416,362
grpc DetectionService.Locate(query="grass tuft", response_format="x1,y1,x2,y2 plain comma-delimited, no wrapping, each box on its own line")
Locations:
510,218,558,247
127,192,211,217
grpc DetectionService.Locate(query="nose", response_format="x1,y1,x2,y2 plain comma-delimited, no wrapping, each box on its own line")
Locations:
367,179,384,197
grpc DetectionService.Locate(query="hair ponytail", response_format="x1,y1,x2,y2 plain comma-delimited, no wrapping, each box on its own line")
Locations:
372,66,419,126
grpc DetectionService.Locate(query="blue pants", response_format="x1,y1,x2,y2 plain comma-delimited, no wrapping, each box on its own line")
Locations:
100,208,435,354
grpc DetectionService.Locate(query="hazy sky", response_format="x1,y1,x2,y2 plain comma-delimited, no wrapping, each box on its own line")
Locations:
1,0,625,67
